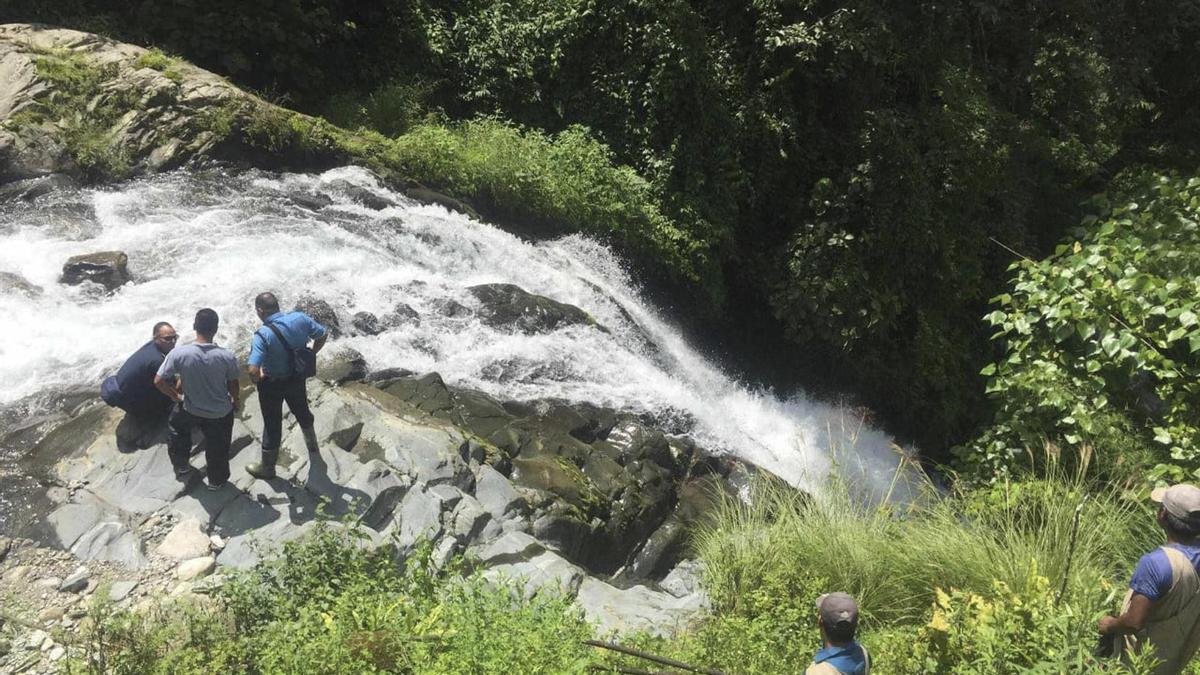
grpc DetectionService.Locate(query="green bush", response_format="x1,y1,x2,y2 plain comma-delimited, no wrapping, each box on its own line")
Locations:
390,119,723,297
963,172,1200,482
66,524,595,673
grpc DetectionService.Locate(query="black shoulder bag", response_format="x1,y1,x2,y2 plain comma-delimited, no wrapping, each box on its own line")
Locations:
263,322,317,379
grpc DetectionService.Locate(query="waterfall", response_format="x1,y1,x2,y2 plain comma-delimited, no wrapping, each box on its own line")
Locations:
0,167,917,501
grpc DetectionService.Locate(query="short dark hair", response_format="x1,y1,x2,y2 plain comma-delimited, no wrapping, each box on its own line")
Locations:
194,308,219,337
255,292,281,315
152,321,173,337
824,620,857,643
1165,512,1200,540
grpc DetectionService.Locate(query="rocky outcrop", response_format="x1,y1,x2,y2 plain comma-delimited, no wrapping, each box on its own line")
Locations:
60,251,129,290
469,283,599,334
0,24,348,183
0,270,42,297
9,357,751,638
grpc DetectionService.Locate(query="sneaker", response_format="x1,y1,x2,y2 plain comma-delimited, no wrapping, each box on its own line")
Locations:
174,466,199,482
245,462,277,480
205,479,229,491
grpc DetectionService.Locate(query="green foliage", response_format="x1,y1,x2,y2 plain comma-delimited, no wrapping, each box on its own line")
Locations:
66,524,595,673
322,81,433,138
134,49,182,82
10,49,134,181
390,119,722,295
626,473,1159,674
963,173,1200,482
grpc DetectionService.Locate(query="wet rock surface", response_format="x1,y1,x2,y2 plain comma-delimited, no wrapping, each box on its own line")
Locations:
468,283,599,334
0,364,755,655
59,251,129,291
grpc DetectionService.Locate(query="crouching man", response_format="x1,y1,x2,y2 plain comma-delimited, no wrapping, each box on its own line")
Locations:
101,321,177,447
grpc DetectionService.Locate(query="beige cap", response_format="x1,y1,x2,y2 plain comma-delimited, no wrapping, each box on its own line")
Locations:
1151,484,1200,522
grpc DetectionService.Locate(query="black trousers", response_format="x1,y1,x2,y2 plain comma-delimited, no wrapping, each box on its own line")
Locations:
257,376,314,452
167,404,233,484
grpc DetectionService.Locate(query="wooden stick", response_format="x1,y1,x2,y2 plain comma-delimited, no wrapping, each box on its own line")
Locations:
585,639,726,675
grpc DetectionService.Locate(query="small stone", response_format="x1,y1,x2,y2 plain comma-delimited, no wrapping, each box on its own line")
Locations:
175,556,216,581
108,580,137,602
59,566,89,593
40,637,54,652
67,606,88,619
49,646,65,661
4,565,31,583
157,519,211,560
0,536,10,562
209,534,226,550
34,576,61,589
26,630,47,650
36,607,64,623
0,637,10,655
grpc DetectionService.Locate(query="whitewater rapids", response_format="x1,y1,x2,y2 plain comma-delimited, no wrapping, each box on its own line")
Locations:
0,167,918,501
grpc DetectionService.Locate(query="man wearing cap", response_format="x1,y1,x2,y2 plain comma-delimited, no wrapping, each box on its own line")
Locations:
1099,484,1200,673
808,592,870,674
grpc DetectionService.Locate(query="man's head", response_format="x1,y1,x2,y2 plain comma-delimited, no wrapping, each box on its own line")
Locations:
816,592,859,645
152,321,177,354
1153,484,1200,540
255,292,281,321
193,308,219,340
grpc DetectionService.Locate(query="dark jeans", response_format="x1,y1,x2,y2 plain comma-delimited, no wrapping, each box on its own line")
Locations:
167,404,233,484
257,376,314,452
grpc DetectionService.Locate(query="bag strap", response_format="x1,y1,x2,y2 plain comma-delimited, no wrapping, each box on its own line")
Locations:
265,321,295,352
263,322,297,376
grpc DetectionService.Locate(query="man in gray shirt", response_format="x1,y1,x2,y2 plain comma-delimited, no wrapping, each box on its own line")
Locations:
154,308,240,489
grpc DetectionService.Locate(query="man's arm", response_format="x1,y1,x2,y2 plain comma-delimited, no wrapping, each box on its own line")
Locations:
247,330,267,383
154,374,182,402
311,333,327,354
1099,594,1154,635
307,315,328,354
227,379,241,410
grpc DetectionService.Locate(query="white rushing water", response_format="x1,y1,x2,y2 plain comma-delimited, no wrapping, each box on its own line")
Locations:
0,167,917,500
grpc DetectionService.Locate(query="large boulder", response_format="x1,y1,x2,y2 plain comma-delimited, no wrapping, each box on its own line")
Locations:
294,296,341,338
0,24,351,182
468,283,598,334
60,251,129,290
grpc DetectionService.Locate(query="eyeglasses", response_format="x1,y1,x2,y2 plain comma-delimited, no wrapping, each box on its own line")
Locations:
158,335,178,342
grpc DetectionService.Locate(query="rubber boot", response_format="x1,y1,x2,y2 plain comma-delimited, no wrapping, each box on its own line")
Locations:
301,426,320,455
246,448,278,480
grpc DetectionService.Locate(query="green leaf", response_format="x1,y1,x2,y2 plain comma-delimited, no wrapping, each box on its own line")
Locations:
1154,428,1173,445
979,363,997,376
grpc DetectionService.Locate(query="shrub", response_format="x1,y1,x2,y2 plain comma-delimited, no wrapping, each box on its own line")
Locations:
963,172,1200,482
67,524,595,673
390,118,723,297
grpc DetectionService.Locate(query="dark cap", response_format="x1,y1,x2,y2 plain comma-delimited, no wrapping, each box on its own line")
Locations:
816,592,858,629
1152,484,1200,523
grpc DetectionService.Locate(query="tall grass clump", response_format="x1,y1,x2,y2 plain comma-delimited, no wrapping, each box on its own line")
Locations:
669,466,1162,673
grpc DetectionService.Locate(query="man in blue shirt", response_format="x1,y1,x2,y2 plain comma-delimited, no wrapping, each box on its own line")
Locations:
101,321,177,425
807,592,870,675
1099,484,1200,673
244,292,327,480
154,309,240,489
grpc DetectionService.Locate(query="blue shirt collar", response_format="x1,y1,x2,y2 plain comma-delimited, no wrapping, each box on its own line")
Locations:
264,311,285,323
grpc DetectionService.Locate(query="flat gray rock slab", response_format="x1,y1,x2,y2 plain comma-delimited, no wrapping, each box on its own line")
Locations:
483,550,583,597
70,521,147,568
576,577,708,637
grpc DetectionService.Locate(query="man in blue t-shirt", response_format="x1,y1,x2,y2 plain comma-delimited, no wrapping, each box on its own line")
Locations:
1099,484,1200,672
101,322,178,434
244,292,327,480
